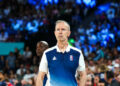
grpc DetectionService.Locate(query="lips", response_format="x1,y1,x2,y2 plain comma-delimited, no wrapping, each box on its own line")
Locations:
58,36,63,37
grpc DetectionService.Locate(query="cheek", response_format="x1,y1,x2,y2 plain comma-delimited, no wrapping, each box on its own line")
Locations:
67,32,70,37
55,33,59,37
64,32,68,37
37,49,42,52
54,32,57,36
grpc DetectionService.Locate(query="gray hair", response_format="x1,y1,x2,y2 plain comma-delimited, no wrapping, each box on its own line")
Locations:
55,20,70,30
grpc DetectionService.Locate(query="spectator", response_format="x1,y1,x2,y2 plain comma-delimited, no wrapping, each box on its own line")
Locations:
22,69,35,86
14,48,20,58
111,74,120,86
23,46,32,64
0,56,5,71
104,71,114,86
0,30,8,42
16,64,26,76
6,52,16,70
85,75,92,86
93,75,100,86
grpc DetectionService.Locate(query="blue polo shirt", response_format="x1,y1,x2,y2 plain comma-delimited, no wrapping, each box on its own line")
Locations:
39,45,85,86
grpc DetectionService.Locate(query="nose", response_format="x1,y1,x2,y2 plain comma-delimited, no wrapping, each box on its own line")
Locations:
59,29,62,34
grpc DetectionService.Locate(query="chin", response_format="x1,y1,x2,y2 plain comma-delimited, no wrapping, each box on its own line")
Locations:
58,39,65,41
59,40,64,42
37,54,41,56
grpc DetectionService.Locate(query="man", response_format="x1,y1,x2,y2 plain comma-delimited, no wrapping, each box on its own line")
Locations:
36,41,49,86
36,20,86,86
104,71,114,86
36,41,49,62
93,75,100,86
111,74,120,86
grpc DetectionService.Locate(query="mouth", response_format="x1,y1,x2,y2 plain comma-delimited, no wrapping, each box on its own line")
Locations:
58,36,63,37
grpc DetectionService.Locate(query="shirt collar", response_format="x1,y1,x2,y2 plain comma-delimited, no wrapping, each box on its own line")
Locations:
56,44,71,53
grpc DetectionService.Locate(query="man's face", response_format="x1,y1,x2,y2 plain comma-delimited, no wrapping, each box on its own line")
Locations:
54,22,71,42
85,78,92,86
94,76,100,83
36,42,48,57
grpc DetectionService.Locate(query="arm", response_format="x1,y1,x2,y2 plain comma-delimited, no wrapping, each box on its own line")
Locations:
36,51,48,86
77,50,86,86
36,72,46,86
78,70,87,86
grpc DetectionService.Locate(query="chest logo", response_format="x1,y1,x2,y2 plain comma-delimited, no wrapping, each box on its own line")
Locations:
53,56,57,61
70,55,73,61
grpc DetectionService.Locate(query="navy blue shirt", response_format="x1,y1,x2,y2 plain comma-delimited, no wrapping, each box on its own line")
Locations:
39,45,85,86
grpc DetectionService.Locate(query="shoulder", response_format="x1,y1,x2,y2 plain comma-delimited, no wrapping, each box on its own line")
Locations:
44,46,56,54
70,46,82,53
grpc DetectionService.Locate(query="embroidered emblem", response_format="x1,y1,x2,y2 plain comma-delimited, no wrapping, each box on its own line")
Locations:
70,55,73,61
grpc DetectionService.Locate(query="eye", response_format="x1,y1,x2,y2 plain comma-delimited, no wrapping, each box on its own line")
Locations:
61,28,66,31
56,28,60,31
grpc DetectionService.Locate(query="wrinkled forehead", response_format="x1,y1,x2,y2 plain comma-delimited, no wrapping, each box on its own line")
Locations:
55,22,69,30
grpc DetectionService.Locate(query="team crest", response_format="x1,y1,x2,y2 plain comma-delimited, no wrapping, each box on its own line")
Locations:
70,55,73,61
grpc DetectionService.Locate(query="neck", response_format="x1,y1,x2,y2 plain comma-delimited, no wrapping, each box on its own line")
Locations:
57,40,68,52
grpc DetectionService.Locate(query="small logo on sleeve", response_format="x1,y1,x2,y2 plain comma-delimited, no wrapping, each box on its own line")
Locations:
70,55,73,61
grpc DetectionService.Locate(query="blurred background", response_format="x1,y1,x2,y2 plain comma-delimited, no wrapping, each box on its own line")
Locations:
0,0,120,86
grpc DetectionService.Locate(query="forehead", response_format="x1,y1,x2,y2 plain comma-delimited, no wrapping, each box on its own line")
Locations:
37,42,45,47
55,22,68,29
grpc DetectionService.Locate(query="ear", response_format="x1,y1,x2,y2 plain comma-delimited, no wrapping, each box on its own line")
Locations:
67,31,71,37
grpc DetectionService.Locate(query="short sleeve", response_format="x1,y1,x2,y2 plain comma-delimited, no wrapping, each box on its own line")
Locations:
77,51,85,71
39,52,48,73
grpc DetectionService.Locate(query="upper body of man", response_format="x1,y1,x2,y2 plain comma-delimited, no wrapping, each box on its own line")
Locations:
36,20,86,86
36,41,49,86
104,71,114,86
111,74,120,86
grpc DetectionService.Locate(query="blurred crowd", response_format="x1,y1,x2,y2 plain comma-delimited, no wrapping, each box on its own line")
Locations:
0,0,120,86
0,46,38,86
0,0,90,42
74,1,120,86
